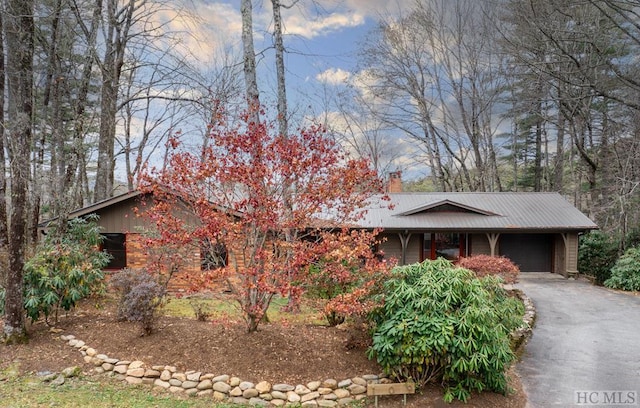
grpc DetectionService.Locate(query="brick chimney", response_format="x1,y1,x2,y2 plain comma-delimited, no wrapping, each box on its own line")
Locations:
387,171,403,193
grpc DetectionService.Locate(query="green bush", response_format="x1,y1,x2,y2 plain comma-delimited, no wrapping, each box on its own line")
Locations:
367,258,523,403
110,268,166,336
578,231,619,285
604,247,640,291
23,215,110,324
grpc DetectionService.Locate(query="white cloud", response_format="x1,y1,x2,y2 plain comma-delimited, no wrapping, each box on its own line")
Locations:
149,2,243,66
316,68,351,85
283,11,366,39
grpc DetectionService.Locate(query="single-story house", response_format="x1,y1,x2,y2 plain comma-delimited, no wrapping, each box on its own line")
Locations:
39,188,598,281
38,191,212,291
358,192,598,276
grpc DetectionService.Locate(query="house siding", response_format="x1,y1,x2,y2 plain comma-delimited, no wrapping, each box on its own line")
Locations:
379,233,402,262
565,232,579,276
470,234,491,256
405,235,421,265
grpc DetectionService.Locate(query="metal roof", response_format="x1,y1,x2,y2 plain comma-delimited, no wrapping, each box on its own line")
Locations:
357,192,598,232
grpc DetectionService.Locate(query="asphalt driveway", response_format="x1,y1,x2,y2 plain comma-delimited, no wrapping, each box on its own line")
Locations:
516,273,640,407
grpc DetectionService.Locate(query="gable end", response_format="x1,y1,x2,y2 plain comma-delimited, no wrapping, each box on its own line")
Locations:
398,199,499,217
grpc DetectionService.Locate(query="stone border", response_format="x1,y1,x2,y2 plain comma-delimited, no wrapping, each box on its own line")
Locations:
60,334,384,407
509,288,536,354
58,291,534,407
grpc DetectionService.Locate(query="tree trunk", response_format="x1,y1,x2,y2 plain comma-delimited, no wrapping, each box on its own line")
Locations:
0,12,8,248
271,0,288,137
241,0,260,125
94,0,135,202
3,0,35,344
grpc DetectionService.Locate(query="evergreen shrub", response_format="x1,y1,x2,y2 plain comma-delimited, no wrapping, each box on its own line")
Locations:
367,258,523,402
578,231,619,285
604,247,640,291
23,215,110,324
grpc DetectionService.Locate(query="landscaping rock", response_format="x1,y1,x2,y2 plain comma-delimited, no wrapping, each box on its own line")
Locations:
347,384,366,395
172,372,187,382
273,383,295,392
255,380,271,393
213,391,227,401
129,361,144,369
249,397,268,406
337,379,352,388
271,390,288,400
287,391,301,403
318,400,338,407
333,388,350,399
229,386,243,397
242,388,259,398
51,375,65,386
61,366,81,378
322,379,337,389
197,379,213,390
271,399,286,406
144,369,161,378
125,376,143,385
239,381,254,390
351,377,367,386
181,380,198,389
154,379,170,389
211,375,229,383
126,368,145,378
301,391,320,402
213,381,232,393
229,376,241,387
295,384,311,395
186,371,201,382
197,389,213,397
307,381,321,391
160,370,172,381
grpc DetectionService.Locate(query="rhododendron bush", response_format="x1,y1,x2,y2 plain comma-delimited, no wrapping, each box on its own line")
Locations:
140,109,390,332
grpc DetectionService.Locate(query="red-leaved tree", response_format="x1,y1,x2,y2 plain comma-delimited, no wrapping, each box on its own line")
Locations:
140,109,389,332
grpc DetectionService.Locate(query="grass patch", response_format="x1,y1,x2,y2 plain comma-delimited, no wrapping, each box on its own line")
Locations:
163,294,325,325
0,376,236,408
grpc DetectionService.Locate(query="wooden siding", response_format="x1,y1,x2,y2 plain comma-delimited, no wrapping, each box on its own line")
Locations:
470,234,491,256
553,235,565,276
378,232,422,265
565,232,579,276
405,235,421,265
82,194,201,235
379,233,402,262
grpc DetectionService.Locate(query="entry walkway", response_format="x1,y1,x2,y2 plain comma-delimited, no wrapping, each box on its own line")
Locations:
516,273,640,407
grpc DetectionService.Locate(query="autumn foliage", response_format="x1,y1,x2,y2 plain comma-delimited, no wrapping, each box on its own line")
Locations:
139,109,389,332
457,254,520,284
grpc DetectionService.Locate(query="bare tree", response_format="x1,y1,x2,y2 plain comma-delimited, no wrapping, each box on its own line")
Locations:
3,0,34,343
0,11,8,249
357,0,507,191
241,0,261,125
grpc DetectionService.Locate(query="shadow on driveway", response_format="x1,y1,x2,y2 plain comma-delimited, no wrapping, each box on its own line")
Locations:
515,273,640,407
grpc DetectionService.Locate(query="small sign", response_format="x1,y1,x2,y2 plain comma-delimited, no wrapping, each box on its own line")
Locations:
367,383,416,407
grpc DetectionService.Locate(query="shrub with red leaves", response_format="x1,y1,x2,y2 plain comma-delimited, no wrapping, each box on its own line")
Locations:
458,254,520,284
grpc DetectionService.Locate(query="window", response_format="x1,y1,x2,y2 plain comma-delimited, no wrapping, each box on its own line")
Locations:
423,232,466,261
201,239,227,271
435,233,461,261
101,233,126,269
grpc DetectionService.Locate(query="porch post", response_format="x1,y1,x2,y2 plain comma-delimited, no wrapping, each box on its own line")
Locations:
398,231,412,266
486,233,500,256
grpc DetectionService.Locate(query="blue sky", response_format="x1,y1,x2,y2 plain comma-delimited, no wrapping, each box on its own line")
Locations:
120,1,426,183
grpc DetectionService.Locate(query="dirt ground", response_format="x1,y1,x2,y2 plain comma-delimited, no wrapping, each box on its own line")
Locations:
1,297,527,408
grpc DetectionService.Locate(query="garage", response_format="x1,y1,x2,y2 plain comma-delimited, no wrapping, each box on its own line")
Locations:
499,234,552,272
